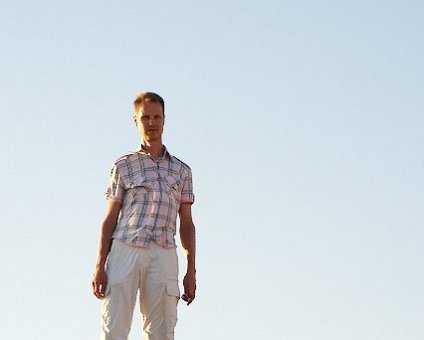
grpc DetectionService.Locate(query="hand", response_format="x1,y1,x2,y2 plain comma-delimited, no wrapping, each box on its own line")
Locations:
182,269,196,305
92,267,108,299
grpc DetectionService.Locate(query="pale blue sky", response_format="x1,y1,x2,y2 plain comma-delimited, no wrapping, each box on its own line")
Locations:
1,1,423,339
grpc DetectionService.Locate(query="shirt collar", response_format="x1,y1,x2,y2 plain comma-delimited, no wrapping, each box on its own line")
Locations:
137,144,172,161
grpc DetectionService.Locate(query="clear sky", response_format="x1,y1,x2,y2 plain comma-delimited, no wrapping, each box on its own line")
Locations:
1,1,423,339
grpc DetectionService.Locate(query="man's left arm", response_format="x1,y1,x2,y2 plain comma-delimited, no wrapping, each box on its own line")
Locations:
179,203,196,305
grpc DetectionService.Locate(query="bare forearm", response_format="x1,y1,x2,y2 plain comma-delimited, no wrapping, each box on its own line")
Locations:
180,221,196,272
95,217,117,268
95,201,121,269
178,203,196,304
92,201,121,299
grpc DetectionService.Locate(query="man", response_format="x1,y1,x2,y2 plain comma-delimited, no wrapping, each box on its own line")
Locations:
92,92,196,340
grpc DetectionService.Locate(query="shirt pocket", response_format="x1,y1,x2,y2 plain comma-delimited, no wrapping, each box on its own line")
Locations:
126,176,152,200
164,176,181,199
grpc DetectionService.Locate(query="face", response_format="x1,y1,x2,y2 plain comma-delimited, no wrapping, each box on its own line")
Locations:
134,101,165,144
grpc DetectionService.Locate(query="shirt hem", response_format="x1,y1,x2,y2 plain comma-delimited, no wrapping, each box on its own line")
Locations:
113,237,177,249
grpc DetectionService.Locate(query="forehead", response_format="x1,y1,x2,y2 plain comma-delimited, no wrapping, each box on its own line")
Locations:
137,101,164,115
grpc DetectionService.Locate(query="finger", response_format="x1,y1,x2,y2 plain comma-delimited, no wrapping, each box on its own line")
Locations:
93,283,101,299
93,281,105,300
185,289,196,305
182,294,191,305
100,279,107,297
93,282,101,299
187,294,195,305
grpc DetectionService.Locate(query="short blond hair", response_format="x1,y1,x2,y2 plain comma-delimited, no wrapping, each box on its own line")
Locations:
133,92,165,120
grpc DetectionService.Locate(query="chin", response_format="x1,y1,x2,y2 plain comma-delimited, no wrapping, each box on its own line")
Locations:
146,136,162,142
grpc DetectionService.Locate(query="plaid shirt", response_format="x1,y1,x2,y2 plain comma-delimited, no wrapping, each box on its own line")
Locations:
106,145,195,248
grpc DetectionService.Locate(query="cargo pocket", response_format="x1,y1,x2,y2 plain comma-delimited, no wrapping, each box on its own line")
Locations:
166,279,180,299
164,280,180,332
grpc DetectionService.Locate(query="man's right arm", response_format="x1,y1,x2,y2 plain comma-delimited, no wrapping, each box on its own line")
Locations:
92,200,122,299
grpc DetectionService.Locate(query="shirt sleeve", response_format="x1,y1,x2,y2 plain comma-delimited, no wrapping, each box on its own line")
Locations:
181,168,195,204
105,164,124,203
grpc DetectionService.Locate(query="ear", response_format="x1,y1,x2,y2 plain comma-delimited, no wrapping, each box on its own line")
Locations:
133,115,138,126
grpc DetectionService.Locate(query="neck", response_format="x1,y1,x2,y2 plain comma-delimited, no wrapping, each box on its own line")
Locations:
142,140,164,159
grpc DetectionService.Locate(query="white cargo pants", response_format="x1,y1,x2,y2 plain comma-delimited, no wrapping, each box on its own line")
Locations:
100,240,180,340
